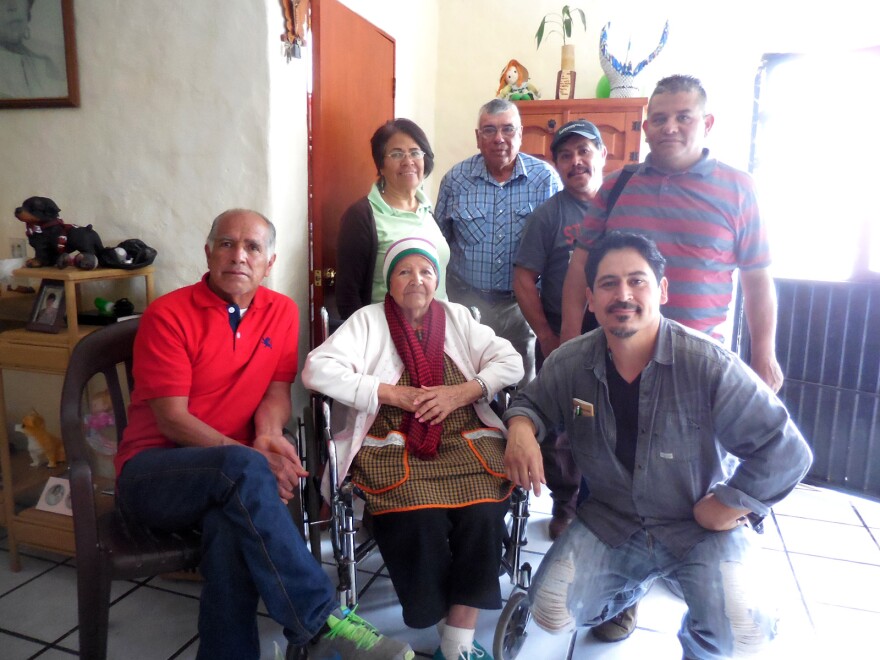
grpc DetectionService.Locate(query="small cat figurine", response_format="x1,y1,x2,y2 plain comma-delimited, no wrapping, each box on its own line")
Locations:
15,410,66,468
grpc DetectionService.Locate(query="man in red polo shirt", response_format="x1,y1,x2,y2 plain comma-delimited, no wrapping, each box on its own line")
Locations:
114,209,413,660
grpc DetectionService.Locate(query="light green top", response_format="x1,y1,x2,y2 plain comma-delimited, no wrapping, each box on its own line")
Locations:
368,183,450,303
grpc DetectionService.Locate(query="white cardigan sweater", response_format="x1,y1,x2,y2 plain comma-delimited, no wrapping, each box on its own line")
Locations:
302,300,524,485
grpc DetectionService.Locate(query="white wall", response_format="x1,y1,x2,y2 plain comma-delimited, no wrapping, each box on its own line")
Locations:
1,2,282,302
0,2,298,432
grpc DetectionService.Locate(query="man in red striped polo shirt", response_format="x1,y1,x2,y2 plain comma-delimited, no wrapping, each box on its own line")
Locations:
560,74,782,393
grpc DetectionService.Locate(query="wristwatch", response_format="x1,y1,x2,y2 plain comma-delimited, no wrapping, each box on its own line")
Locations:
473,376,490,403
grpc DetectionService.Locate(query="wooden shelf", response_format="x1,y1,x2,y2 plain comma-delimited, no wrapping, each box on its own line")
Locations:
0,267,154,570
514,98,648,173
12,264,155,283
0,326,98,373
0,449,66,525
12,507,76,556
11,265,154,345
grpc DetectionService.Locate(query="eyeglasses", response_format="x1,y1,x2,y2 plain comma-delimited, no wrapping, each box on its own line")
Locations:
386,148,426,161
478,125,520,138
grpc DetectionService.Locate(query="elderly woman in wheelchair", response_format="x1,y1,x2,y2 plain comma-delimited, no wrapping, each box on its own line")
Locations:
303,237,523,660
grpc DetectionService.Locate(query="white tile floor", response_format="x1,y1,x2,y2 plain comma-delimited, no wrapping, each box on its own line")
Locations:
1,482,879,659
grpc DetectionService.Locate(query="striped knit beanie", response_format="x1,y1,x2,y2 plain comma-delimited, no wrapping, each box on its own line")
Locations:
383,237,441,289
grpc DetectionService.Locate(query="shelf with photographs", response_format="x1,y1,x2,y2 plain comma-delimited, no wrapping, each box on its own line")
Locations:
3,266,155,360
0,266,153,569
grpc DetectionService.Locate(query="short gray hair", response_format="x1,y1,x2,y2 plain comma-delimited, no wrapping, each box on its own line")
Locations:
477,98,520,126
206,208,276,257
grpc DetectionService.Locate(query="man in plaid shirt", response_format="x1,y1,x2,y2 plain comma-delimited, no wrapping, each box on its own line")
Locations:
435,99,561,385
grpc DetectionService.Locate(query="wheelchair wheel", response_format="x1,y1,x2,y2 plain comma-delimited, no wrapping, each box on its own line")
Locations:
493,589,531,660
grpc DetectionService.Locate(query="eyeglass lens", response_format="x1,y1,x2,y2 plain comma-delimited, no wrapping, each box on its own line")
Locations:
480,125,518,137
387,149,425,160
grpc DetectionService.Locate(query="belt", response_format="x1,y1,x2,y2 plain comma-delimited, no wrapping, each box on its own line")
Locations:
449,273,516,302
470,287,516,302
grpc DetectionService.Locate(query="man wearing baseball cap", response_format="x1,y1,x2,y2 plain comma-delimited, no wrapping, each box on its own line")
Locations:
514,117,607,538
515,119,607,372
514,122,645,643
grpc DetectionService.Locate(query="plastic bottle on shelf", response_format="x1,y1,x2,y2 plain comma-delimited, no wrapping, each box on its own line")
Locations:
95,297,115,316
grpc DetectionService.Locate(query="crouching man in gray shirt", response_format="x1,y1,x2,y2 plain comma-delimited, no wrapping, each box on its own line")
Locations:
502,231,812,659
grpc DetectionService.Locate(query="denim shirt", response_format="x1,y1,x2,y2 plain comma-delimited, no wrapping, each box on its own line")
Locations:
504,317,812,558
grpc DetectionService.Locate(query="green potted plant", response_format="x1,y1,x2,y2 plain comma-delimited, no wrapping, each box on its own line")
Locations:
535,5,586,60
535,5,586,99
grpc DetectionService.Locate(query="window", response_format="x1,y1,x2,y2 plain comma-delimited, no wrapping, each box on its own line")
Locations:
750,48,880,282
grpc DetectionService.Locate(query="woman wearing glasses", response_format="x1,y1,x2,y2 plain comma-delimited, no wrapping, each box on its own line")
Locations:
336,119,450,320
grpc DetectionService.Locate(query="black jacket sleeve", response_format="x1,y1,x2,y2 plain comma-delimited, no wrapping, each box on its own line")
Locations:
335,197,378,320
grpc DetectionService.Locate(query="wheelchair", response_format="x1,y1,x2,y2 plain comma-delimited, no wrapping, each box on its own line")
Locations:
297,395,378,607
296,395,535,659
295,309,536,659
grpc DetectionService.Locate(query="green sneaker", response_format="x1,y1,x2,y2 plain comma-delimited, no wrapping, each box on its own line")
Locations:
431,640,493,660
472,641,492,659
309,608,414,660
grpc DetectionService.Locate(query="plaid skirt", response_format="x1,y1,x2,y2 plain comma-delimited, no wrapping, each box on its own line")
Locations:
351,355,512,515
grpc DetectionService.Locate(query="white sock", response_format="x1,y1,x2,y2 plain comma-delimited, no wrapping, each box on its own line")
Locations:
436,617,447,638
440,624,475,660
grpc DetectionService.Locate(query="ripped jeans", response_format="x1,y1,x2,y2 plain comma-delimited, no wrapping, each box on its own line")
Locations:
529,517,778,659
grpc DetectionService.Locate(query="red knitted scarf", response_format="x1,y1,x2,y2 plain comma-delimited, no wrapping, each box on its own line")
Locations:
384,294,445,460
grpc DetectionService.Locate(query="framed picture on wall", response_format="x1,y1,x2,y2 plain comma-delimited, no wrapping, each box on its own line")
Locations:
0,0,80,109
26,279,66,333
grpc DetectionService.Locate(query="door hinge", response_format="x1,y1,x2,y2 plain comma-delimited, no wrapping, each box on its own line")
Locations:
629,151,639,162
313,269,322,287
632,120,641,131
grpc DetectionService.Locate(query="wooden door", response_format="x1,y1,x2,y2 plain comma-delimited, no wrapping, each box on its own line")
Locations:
309,0,395,346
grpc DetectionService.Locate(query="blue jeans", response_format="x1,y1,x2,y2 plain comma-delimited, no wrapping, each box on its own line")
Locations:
529,517,778,659
117,445,336,660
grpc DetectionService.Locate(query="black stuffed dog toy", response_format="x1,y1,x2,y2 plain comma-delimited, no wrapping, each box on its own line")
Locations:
14,197,105,269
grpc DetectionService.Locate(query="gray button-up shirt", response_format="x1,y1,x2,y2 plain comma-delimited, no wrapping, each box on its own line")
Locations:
504,317,812,558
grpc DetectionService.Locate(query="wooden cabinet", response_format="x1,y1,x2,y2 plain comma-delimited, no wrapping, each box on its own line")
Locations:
514,98,647,173
0,266,154,570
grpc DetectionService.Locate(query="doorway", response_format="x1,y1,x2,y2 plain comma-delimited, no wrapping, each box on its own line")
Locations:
749,48,880,498
308,0,395,346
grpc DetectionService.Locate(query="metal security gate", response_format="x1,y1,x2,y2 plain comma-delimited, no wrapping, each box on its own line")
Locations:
774,279,880,499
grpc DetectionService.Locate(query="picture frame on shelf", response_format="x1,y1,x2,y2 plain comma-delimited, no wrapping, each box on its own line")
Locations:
0,0,80,109
35,476,73,516
26,279,65,333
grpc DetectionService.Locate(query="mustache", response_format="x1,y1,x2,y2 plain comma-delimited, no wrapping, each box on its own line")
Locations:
608,302,640,313
567,166,592,177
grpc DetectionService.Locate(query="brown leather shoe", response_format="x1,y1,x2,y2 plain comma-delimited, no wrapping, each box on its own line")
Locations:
548,515,572,541
591,602,639,642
